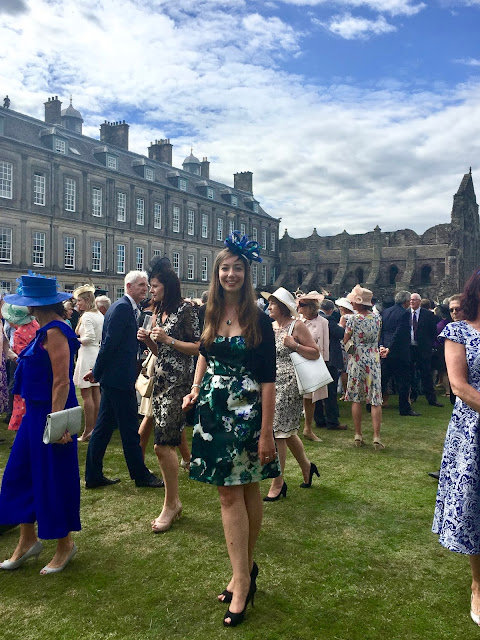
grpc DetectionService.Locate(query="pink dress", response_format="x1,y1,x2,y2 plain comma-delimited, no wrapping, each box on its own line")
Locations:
8,320,39,431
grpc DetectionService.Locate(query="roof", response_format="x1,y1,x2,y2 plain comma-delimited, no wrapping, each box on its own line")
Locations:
0,107,278,221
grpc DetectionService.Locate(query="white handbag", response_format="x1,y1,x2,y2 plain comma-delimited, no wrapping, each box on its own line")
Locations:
43,406,83,444
288,321,333,395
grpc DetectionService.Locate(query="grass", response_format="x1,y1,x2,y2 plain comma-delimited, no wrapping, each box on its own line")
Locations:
0,395,473,640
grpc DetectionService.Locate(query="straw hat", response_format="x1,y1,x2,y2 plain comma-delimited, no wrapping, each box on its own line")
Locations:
347,285,373,307
73,284,96,299
296,290,325,304
261,287,299,317
335,297,354,313
1,303,35,326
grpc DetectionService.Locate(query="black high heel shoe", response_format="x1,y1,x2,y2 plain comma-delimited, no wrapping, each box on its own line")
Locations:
263,482,287,502
223,582,256,628
300,463,319,488
218,562,259,604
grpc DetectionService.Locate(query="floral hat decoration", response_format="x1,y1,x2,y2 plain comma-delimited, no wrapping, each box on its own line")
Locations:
224,231,263,263
4,271,72,307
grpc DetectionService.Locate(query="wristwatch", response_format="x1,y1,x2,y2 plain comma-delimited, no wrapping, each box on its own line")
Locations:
169,339,176,347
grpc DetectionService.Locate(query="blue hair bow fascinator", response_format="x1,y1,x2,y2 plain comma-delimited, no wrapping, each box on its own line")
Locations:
224,231,263,263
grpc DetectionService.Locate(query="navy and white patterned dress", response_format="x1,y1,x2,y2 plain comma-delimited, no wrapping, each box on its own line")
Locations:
432,321,480,554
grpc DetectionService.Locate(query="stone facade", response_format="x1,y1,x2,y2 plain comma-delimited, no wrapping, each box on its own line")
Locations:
0,97,280,298
277,171,479,300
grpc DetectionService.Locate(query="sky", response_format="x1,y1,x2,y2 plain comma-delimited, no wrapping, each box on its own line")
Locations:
1,0,480,238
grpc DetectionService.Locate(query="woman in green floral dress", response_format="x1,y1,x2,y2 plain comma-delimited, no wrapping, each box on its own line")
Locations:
183,234,279,628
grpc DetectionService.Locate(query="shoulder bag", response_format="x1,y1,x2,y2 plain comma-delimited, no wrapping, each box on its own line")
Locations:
344,314,355,355
288,321,333,395
135,351,155,398
43,406,83,444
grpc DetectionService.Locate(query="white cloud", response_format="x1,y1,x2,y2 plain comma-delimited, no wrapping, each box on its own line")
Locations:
277,0,425,17
0,0,479,240
316,12,397,38
454,57,480,66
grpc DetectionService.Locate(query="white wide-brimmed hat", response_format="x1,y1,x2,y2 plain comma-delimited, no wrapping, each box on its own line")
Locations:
261,287,299,317
335,297,354,313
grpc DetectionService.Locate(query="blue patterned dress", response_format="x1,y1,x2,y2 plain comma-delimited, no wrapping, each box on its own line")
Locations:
432,321,480,554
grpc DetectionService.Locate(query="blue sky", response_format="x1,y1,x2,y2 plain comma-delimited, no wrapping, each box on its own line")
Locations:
1,0,480,238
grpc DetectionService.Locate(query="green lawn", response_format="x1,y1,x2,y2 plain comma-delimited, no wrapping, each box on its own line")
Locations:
0,396,473,640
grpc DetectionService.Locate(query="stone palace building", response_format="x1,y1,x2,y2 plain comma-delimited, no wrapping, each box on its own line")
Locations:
0,96,280,299
277,170,479,301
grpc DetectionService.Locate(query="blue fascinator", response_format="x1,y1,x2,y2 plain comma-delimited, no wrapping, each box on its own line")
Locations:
224,231,263,263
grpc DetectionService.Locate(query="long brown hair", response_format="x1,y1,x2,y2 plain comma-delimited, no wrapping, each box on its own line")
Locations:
459,271,480,321
202,248,261,349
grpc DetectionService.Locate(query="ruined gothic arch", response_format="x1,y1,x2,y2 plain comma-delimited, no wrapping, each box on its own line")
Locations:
420,265,432,285
389,264,399,285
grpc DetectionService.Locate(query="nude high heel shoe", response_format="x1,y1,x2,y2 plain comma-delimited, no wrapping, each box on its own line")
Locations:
0,541,43,570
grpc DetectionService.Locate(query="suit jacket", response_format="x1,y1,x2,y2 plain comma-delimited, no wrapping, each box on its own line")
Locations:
92,296,139,389
380,303,410,362
411,307,437,355
319,311,344,370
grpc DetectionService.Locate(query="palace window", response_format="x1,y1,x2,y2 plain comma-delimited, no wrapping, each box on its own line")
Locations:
0,227,12,263
0,161,12,199
136,198,145,225
201,256,208,281
217,218,224,241
187,254,194,280
117,192,127,222
64,236,75,270
188,209,195,235
92,187,102,217
154,202,162,229
201,213,208,238
65,178,76,212
117,244,126,274
32,231,45,267
136,247,144,271
172,251,180,276
33,173,45,206
173,206,180,232
92,240,102,272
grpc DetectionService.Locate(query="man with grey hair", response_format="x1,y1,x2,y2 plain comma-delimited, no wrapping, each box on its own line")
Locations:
84,271,163,489
95,295,111,315
380,290,419,416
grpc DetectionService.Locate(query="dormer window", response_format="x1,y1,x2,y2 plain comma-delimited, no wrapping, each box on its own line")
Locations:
145,167,154,181
207,187,214,199
253,202,259,213
179,178,187,192
55,138,66,154
107,155,118,170
231,195,238,207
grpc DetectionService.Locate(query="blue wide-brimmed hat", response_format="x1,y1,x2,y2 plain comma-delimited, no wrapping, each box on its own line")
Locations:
4,272,72,307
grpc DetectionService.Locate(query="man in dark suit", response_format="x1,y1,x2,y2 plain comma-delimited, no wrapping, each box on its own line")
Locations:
314,299,348,430
409,292,443,407
84,271,163,489
380,290,419,416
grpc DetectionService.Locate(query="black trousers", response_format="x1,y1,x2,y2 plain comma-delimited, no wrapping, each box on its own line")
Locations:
85,384,150,485
381,357,411,415
314,364,340,427
410,346,436,404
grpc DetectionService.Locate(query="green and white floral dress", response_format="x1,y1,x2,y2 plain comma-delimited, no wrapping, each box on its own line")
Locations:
190,336,280,486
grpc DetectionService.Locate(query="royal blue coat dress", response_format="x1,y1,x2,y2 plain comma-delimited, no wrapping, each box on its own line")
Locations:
0,320,81,539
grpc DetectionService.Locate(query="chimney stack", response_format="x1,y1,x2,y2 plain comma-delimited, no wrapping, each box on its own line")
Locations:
44,96,62,125
100,120,129,150
201,157,210,179
234,171,253,193
148,139,173,165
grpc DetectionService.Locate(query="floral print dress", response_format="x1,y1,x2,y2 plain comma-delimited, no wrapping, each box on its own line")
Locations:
190,336,280,486
344,312,382,406
151,302,200,447
432,321,480,553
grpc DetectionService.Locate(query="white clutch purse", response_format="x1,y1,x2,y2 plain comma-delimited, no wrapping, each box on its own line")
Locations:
43,406,83,444
288,321,333,395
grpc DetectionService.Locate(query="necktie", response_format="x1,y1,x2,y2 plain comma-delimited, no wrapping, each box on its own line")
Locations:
134,307,140,324
412,310,418,339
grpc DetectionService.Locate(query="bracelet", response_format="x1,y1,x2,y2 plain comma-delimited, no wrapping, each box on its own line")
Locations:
294,342,299,352
191,384,201,389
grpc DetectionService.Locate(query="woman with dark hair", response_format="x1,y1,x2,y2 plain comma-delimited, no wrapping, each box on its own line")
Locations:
0,273,80,574
433,270,480,626
137,259,200,533
344,285,383,450
432,304,452,396
183,233,279,627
